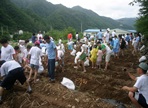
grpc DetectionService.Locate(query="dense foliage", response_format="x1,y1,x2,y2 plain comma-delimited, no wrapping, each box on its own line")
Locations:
130,0,148,38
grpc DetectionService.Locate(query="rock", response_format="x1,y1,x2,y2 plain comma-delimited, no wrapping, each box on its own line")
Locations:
72,106,75,108
75,98,79,102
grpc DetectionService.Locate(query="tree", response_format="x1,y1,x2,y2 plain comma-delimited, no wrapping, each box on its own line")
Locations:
129,0,148,38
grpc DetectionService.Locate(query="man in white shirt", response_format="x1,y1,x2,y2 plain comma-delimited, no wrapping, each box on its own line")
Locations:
0,39,15,61
103,28,111,43
0,60,32,104
122,62,148,108
112,30,116,38
37,31,43,40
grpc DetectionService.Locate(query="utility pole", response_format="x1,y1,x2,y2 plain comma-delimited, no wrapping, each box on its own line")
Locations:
81,22,82,33
6,26,8,33
1,26,3,35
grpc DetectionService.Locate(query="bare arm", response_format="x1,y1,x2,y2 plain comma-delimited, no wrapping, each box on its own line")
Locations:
127,72,137,81
122,86,138,92
55,48,58,60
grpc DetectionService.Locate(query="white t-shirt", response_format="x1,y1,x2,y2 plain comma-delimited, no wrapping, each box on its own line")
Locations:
29,46,42,65
1,45,15,61
37,33,43,40
103,43,112,54
134,75,148,104
71,49,76,56
104,32,110,43
57,50,64,60
81,44,88,54
112,31,116,37
74,51,82,64
0,60,21,77
76,34,79,39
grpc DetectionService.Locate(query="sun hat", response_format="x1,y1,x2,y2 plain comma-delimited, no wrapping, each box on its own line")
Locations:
138,62,148,71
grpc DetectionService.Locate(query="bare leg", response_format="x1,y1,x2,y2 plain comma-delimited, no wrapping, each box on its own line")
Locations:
0,87,4,102
128,92,142,108
33,69,38,83
104,62,109,70
81,61,86,72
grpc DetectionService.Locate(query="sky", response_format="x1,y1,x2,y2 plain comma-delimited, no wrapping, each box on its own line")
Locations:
46,0,140,19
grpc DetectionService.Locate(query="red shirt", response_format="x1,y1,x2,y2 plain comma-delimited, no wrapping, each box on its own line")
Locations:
68,33,72,39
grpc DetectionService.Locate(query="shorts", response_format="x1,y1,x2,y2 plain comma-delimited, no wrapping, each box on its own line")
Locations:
79,53,87,61
0,67,26,90
97,60,102,65
134,92,148,108
30,64,39,70
105,53,111,62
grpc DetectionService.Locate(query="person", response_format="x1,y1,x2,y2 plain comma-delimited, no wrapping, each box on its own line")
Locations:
67,32,73,42
67,40,74,53
97,42,112,70
125,33,131,44
120,37,126,56
97,47,103,69
75,32,79,41
98,29,103,42
113,35,120,58
122,62,148,108
14,46,23,65
112,30,116,38
27,41,43,83
37,31,43,40
90,45,98,68
56,43,65,72
43,35,58,83
132,33,140,56
74,43,87,73
0,60,32,104
31,33,37,44
103,28,110,43
0,39,15,61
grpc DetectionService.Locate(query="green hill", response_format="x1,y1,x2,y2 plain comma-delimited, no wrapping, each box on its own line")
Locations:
0,0,135,33
116,18,137,29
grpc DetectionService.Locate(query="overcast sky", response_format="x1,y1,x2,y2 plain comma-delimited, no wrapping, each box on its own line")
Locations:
46,0,140,19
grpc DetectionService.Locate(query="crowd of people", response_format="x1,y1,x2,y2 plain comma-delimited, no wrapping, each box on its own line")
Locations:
0,29,147,108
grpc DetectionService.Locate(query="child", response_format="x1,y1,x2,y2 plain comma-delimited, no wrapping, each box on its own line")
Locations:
56,44,65,72
14,46,23,65
27,41,42,83
90,45,98,68
71,42,77,56
97,47,103,69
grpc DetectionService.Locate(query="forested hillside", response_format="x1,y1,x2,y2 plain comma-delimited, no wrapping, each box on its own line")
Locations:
117,18,137,29
0,0,135,33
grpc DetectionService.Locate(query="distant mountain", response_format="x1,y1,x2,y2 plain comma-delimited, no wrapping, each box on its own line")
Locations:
0,0,135,33
116,18,137,29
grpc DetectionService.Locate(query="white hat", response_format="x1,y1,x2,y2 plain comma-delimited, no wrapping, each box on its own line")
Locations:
139,56,146,62
107,28,110,31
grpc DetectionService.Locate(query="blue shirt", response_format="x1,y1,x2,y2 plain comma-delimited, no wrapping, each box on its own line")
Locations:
97,32,103,39
32,35,36,43
46,41,56,59
135,36,140,43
